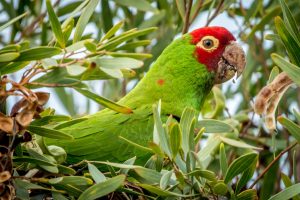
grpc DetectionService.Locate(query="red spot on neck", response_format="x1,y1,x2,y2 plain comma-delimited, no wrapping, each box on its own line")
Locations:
190,27,236,71
157,79,165,86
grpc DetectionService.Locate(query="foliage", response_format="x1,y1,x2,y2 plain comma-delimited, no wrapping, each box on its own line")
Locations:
0,0,300,199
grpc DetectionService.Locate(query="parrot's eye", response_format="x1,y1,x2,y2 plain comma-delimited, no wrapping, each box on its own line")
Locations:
196,36,219,52
203,39,214,48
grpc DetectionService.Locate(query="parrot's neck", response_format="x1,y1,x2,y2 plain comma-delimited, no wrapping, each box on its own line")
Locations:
119,35,215,117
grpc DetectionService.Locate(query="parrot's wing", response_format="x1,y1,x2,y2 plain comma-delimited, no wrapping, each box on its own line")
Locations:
46,106,154,163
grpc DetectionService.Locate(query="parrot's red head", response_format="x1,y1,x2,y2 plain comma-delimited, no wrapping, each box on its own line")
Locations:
190,27,245,84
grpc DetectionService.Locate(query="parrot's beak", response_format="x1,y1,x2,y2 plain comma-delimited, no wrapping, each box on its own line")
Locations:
214,41,246,84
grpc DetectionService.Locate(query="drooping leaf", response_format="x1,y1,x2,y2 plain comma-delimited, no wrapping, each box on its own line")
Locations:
73,0,100,42
78,175,126,200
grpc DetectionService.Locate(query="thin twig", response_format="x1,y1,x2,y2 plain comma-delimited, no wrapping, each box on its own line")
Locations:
190,0,204,24
182,0,193,34
249,141,298,189
205,0,224,26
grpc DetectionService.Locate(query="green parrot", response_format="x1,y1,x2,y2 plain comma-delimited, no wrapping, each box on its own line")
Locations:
46,27,246,163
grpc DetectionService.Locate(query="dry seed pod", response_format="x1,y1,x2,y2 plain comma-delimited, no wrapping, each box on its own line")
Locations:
0,171,11,183
15,108,36,127
0,113,13,133
35,92,50,106
264,80,292,130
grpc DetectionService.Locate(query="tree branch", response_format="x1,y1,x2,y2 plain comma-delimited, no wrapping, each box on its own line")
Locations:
249,141,298,189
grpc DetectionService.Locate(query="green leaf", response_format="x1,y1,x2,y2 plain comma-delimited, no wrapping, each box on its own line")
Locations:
219,143,228,176
27,125,73,140
219,136,262,150
274,17,300,66
112,0,157,12
120,156,136,175
170,123,182,159
160,171,172,190
57,164,76,175
74,88,132,114
0,12,28,32
188,169,217,182
91,57,143,69
0,61,29,75
153,102,171,157
13,156,56,166
88,163,106,183
73,0,100,42
49,176,93,186
237,189,257,200
46,0,65,48
197,119,234,133
66,39,93,52
15,47,62,61
278,116,300,144
98,27,157,51
84,40,97,52
236,161,256,193
279,0,300,44
224,153,258,183
78,175,126,200
268,66,280,83
30,115,71,126
138,184,194,197
213,181,228,195
0,52,19,62
26,148,58,173
269,183,300,200
281,173,293,188
100,20,124,42
61,0,89,28
180,107,197,154
271,54,300,86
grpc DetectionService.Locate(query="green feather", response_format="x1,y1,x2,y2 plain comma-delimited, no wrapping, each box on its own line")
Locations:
46,34,215,163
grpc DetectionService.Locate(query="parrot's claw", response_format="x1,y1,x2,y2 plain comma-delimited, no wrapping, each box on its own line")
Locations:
215,41,246,84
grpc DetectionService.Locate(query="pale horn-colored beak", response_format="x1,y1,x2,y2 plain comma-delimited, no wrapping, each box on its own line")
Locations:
214,41,246,84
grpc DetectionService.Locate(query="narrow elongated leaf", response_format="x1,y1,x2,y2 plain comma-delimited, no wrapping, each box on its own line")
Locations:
237,189,257,200
153,103,171,157
46,0,65,47
279,0,300,43
224,153,258,183
236,161,256,193
61,0,89,28
269,183,300,200
120,157,136,175
170,123,182,159
197,119,234,133
15,47,62,61
0,52,19,62
78,175,126,200
160,171,172,190
0,12,28,32
112,0,157,12
274,17,300,66
219,143,228,176
138,184,194,197
75,88,132,114
98,27,157,51
188,169,217,182
219,136,262,150
49,176,93,186
91,57,143,69
73,0,100,42
278,116,300,144
0,61,29,74
100,21,124,42
88,163,106,183
27,125,73,140
13,156,56,166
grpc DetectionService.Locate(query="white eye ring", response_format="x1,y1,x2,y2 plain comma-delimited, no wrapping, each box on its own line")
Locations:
196,36,219,52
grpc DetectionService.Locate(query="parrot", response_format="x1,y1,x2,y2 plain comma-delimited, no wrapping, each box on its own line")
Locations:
46,26,246,164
